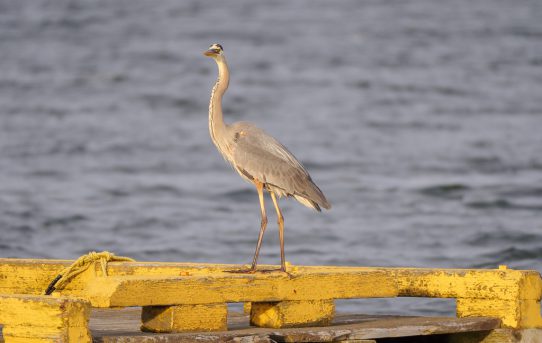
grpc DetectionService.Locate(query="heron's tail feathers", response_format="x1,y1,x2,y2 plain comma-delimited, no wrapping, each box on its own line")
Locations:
293,195,322,211
293,181,331,212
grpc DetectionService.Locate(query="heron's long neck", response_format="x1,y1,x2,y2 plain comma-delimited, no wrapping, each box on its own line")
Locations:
209,56,229,151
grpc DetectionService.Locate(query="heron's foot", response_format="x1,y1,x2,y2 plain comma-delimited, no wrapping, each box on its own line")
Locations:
224,268,257,274
228,268,293,279
260,268,294,278
224,267,291,275
280,267,294,278
256,268,286,274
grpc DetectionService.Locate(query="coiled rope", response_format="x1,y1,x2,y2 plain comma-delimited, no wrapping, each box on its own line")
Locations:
45,251,135,295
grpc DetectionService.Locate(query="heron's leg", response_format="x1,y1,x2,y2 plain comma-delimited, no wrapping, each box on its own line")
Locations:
250,181,267,271
270,192,286,272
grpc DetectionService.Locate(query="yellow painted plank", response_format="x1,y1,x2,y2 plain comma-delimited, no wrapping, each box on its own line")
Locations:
2,325,89,340
1,338,62,343
0,259,69,295
85,270,397,307
2,258,540,301
141,303,228,332
82,267,541,307
457,298,542,329
0,259,375,294
1,258,541,329
396,268,542,300
0,294,88,327
0,294,91,343
250,299,335,328
0,259,252,295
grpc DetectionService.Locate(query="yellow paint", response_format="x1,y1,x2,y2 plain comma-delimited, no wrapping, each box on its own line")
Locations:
0,259,69,295
1,338,67,343
0,294,91,343
395,268,542,328
1,258,541,331
141,303,228,332
457,298,542,329
395,268,542,300
84,269,397,307
250,299,335,328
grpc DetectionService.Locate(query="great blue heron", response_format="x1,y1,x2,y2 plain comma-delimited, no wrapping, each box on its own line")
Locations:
204,43,331,272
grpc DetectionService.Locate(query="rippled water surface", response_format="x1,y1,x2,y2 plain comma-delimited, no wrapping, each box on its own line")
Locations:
1,0,541,315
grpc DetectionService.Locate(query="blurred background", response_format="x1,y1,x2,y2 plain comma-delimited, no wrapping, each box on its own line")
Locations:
0,0,541,316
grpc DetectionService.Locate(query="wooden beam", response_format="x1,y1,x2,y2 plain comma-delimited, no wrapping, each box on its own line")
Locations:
0,259,68,295
83,270,397,307
250,299,335,328
396,267,542,300
89,308,503,342
1,259,541,329
2,259,540,301
457,298,542,330
395,267,542,328
0,294,91,343
141,303,228,332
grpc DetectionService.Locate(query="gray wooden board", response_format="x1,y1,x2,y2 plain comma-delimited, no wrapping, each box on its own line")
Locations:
89,308,500,342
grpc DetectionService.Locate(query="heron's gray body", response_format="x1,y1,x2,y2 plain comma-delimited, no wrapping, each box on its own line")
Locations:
204,43,329,272
227,122,329,211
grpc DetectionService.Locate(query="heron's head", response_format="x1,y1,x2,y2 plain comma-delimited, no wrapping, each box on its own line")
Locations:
204,43,224,58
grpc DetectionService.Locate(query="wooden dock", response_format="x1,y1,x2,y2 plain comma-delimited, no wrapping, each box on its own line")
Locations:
88,307,503,342
0,256,541,342
1,308,539,342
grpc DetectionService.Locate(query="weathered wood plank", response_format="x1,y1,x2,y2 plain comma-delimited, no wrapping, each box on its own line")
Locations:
1,259,541,329
396,267,542,300
1,258,540,300
141,303,228,332
2,258,539,299
450,328,542,343
457,297,542,330
250,300,335,328
88,308,501,343
0,294,91,343
0,259,69,295
84,271,397,307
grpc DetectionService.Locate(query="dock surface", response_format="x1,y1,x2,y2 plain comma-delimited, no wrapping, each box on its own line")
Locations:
1,258,541,342
86,307,500,342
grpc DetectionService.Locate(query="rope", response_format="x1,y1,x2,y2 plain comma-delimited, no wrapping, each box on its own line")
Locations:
45,251,135,295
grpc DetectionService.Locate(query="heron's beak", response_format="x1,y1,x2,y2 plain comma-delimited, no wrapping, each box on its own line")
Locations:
203,48,219,57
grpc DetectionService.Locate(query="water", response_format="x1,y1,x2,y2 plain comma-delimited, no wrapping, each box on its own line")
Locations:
1,0,541,316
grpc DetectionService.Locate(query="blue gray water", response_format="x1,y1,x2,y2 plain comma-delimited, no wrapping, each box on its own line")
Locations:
1,0,541,316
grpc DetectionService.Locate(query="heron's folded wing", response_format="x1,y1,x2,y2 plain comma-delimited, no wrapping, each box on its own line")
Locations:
231,126,329,208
